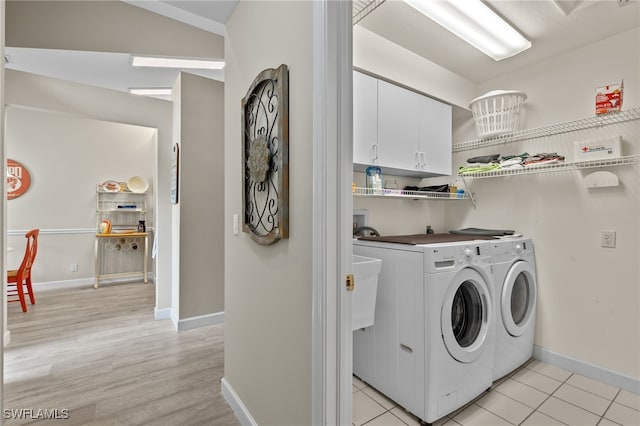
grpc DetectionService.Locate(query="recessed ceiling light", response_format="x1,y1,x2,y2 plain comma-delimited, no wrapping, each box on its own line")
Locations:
403,0,531,61
130,55,225,70
129,87,173,100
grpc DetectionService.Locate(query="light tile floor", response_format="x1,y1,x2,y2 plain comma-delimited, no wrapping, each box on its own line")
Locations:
353,359,640,426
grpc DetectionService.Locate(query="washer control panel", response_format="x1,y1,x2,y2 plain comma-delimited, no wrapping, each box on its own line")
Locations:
491,239,535,263
426,243,492,272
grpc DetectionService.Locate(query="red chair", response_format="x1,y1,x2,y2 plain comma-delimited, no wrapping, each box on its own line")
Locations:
7,229,39,312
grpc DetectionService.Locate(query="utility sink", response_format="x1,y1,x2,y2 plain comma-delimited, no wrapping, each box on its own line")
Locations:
352,255,382,331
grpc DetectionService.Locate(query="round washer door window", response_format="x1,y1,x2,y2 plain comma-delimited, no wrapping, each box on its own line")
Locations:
441,268,491,363
501,261,536,337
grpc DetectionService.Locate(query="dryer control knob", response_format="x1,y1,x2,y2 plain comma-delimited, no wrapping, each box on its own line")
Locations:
514,243,523,254
464,248,473,258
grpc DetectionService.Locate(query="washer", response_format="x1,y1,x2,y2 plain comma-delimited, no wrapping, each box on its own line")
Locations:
490,238,537,381
353,237,495,424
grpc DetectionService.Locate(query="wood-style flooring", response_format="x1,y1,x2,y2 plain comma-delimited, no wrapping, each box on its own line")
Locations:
4,282,239,425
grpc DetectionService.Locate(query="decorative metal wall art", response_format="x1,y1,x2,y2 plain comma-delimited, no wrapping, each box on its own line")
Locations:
241,64,289,245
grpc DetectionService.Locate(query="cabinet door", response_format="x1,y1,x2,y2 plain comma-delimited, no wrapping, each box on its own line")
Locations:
418,95,452,176
353,71,378,168
377,79,422,172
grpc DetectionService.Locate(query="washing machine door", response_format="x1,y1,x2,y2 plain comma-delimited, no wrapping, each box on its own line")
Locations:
441,267,492,363
502,261,536,337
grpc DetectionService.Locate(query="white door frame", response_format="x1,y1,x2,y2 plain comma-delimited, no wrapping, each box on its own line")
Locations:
312,0,353,424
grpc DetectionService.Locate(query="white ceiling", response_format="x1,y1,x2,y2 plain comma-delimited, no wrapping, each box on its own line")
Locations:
358,0,640,83
4,0,238,98
4,0,640,98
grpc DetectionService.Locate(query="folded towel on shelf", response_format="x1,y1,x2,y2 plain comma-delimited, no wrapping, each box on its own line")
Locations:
499,157,524,168
523,153,565,166
458,163,501,175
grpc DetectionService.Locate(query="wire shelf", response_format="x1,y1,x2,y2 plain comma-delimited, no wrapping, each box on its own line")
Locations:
353,187,469,200
458,155,640,179
453,107,640,152
353,0,386,25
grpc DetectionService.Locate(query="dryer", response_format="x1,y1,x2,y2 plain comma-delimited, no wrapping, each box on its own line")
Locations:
491,238,537,381
353,237,495,424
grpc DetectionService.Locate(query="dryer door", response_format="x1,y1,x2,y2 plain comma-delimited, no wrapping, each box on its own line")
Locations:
501,261,537,337
441,267,492,363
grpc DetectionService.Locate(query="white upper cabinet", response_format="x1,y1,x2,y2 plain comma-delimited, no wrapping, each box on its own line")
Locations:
377,79,423,172
353,71,452,177
353,71,379,167
419,95,452,176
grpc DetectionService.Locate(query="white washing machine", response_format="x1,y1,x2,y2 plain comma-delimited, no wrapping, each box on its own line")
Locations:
490,238,537,381
353,236,495,424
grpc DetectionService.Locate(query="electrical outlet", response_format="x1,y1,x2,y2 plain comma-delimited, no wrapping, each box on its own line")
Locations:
601,230,616,248
70,263,78,272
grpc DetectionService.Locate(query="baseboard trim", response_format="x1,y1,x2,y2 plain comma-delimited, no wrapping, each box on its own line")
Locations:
154,307,172,320
534,345,640,394
177,311,224,331
34,274,155,291
4,330,11,347
221,377,257,426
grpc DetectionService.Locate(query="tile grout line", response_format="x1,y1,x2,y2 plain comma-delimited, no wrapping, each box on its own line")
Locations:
357,384,410,426
551,381,624,420
516,372,574,426
597,388,623,426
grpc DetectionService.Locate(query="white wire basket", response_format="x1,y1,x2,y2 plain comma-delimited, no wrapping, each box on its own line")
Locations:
469,90,527,138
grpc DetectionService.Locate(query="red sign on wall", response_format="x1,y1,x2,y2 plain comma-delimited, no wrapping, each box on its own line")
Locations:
7,159,32,200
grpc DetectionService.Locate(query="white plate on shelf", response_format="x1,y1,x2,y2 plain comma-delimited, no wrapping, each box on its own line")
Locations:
111,229,138,234
101,180,120,192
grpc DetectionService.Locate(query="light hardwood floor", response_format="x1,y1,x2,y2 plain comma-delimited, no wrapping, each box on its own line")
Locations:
4,282,239,426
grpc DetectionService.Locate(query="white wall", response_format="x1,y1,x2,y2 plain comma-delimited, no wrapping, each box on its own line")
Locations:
5,70,173,313
442,28,640,381
173,72,225,323
5,106,155,285
352,172,449,236
224,1,313,424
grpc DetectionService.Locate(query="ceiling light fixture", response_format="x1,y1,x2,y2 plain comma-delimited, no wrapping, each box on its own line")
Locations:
403,0,531,61
129,88,173,100
130,55,225,69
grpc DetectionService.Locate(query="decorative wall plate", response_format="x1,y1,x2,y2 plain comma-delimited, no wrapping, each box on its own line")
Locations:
241,64,289,245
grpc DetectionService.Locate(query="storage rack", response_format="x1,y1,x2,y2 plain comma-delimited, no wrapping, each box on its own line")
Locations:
95,185,149,289
459,155,640,179
453,107,640,153
353,187,469,200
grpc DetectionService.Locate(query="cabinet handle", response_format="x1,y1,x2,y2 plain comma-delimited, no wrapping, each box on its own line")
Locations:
373,144,378,162
400,344,413,353
421,152,426,168
415,152,420,169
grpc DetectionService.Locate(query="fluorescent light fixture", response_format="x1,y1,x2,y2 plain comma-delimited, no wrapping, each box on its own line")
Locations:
403,0,531,61
129,88,173,100
131,55,225,69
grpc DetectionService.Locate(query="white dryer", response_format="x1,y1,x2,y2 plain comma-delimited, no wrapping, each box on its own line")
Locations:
491,238,537,381
353,237,495,424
